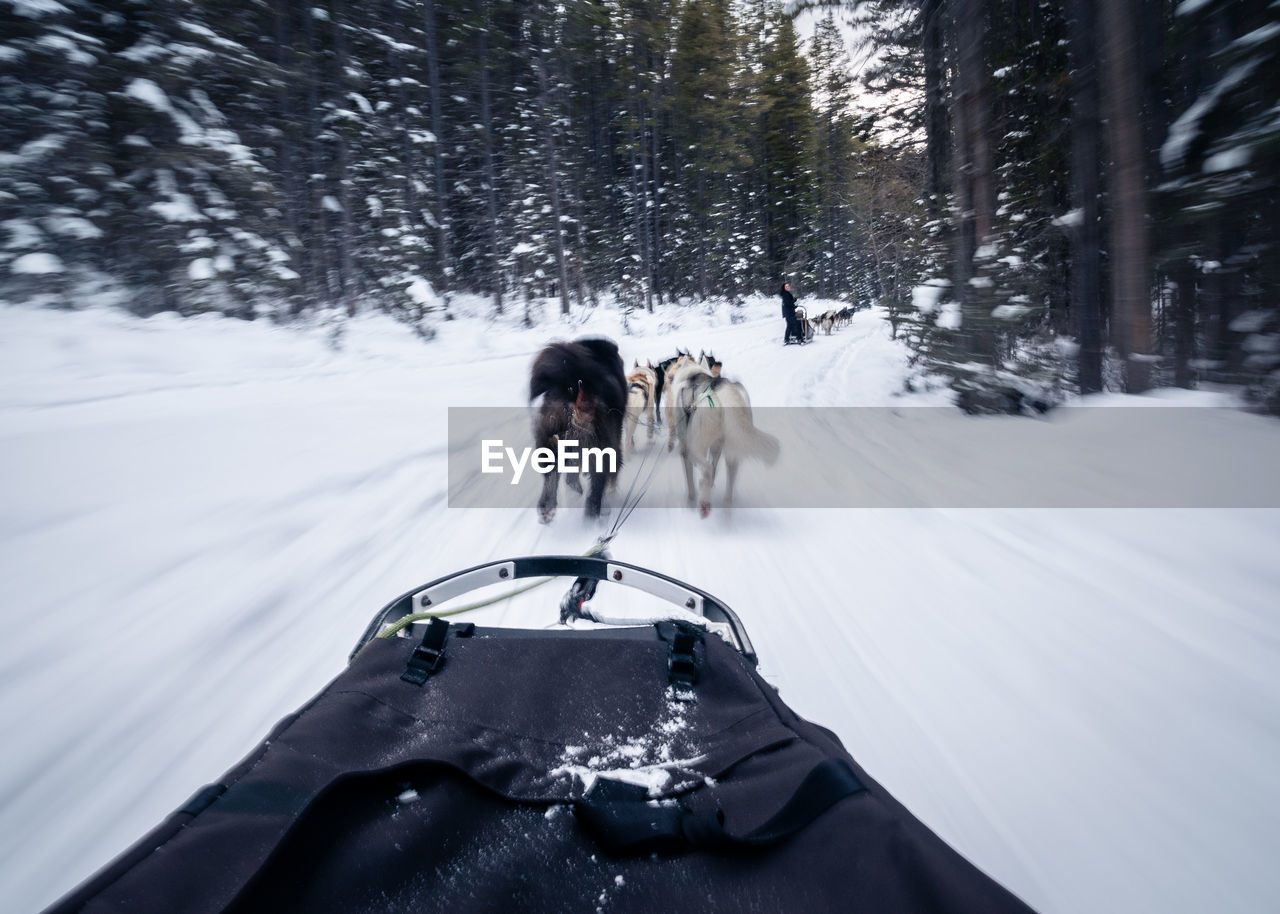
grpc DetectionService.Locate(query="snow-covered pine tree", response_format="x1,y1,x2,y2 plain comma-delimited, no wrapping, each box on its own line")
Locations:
755,3,817,290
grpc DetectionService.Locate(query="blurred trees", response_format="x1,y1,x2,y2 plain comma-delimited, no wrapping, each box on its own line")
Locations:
1158,0,1280,407
863,0,1280,407
1,0,873,326
3,0,1276,407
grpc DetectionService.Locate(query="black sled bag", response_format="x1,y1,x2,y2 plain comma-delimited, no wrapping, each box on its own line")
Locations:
48,617,1036,914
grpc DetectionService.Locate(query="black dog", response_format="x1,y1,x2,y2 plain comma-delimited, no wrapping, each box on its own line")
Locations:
529,338,627,523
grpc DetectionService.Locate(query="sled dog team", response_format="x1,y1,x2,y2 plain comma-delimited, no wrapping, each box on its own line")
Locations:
807,306,854,337
530,338,779,522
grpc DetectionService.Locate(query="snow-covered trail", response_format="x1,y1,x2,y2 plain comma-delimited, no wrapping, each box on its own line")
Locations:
2,300,1280,914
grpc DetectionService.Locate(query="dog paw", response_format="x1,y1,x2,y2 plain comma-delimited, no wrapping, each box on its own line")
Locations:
698,502,711,519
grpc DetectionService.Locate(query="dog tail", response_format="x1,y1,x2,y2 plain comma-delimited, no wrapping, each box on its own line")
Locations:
732,419,781,466
530,343,574,402
722,396,780,466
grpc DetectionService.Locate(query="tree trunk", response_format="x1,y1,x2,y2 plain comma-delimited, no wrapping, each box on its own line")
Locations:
331,0,356,313
302,4,332,305
952,0,997,365
476,4,503,314
533,1,571,316
1068,0,1104,392
386,0,419,222
648,60,665,308
423,0,451,305
273,0,303,315
1099,0,1153,392
1172,262,1197,388
922,0,948,221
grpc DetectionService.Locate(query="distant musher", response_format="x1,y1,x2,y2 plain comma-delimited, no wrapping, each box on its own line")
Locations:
780,281,803,345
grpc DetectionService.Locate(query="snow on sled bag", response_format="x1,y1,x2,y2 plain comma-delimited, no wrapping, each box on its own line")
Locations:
47,556,1036,914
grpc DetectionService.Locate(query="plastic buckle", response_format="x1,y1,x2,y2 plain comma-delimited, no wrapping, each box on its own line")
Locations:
402,617,450,685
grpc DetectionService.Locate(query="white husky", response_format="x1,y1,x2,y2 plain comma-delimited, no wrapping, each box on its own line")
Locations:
670,371,780,517
664,357,702,451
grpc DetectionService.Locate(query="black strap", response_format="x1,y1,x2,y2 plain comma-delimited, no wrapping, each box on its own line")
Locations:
573,779,694,854
659,621,704,690
401,618,450,685
573,757,864,854
741,758,865,844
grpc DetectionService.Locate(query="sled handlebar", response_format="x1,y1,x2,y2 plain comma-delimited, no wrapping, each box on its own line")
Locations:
352,556,756,664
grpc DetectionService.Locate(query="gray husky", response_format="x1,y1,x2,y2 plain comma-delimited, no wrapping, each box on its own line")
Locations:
670,371,780,518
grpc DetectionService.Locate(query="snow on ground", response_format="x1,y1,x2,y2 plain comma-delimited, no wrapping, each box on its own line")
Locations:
2,295,1280,914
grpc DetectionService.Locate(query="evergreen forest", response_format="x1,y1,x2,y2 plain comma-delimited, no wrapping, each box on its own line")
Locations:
2,0,1277,406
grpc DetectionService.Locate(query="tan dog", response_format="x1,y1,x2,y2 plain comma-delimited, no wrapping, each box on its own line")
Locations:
623,361,657,455
652,350,690,430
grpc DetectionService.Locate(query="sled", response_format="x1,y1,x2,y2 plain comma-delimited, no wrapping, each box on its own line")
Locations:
45,554,1036,914
794,305,816,342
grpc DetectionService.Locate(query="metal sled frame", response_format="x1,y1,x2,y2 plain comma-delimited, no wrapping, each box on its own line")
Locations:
352,555,756,665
